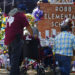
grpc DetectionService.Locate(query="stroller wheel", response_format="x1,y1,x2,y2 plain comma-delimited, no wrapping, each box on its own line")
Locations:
37,66,45,75
20,67,27,75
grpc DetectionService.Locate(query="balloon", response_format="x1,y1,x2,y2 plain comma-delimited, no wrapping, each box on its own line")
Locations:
32,7,43,21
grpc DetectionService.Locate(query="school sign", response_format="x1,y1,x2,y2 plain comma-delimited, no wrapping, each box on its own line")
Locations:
38,3,75,38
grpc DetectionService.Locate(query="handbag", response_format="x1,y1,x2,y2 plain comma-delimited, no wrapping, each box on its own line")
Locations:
23,38,40,60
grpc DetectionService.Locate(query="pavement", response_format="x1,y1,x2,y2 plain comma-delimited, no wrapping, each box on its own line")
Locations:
0,69,9,75
0,68,54,75
0,68,75,75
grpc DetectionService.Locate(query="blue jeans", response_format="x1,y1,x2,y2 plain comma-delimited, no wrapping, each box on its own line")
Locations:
8,39,24,75
55,54,71,75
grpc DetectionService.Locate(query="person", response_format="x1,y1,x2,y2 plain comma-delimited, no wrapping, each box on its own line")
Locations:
73,0,75,2
53,18,75,75
32,22,39,38
4,5,33,75
3,51,8,69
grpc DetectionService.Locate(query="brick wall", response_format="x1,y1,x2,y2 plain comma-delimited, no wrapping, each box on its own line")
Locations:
38,3,75,38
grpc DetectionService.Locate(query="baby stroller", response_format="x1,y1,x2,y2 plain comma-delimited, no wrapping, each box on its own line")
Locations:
21,37,55,75
36,46,55,75
40,46,54,68
20,37,40,75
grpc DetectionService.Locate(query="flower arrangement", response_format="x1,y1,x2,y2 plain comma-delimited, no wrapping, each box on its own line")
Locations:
25,13,35,27
0,14,7,40
32,7,43,21
0,30,5,40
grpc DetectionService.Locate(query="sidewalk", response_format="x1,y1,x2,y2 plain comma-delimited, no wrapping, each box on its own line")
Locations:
0,69,9,75
0,68,53,75
0,69,75,75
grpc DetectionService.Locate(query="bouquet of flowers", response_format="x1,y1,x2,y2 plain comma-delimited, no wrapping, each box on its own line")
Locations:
25,13,35,27
32,6,43,21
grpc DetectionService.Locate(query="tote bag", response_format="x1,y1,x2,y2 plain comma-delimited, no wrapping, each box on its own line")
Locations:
23,39,40,60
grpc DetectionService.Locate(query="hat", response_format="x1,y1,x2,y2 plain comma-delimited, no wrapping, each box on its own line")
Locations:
60,18,73,31
60,18,73,27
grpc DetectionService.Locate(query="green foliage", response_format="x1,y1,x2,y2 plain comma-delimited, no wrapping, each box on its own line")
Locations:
0,30,5,40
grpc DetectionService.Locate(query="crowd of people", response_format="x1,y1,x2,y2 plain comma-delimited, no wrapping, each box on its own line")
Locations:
53,18,75,75
0,1,75,75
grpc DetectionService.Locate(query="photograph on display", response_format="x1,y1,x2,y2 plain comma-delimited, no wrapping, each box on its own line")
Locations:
45,30,50,38
51,29,56,37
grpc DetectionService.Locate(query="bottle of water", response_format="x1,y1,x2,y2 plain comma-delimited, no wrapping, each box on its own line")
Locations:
55,61,61,75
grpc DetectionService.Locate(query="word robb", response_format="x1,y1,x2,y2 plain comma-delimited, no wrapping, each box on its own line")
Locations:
44,6,75,27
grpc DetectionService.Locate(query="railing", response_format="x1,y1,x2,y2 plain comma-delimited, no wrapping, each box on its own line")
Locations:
50,2,73,4
49,0,74,4
41,0,74,4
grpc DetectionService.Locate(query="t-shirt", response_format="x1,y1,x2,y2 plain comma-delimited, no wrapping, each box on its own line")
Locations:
4,12,29,45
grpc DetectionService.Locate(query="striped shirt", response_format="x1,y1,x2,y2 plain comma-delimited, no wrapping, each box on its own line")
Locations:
53,31,75,56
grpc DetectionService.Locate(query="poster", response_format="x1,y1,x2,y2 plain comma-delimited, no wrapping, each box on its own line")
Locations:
52,29,56,36
45,30,50,38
